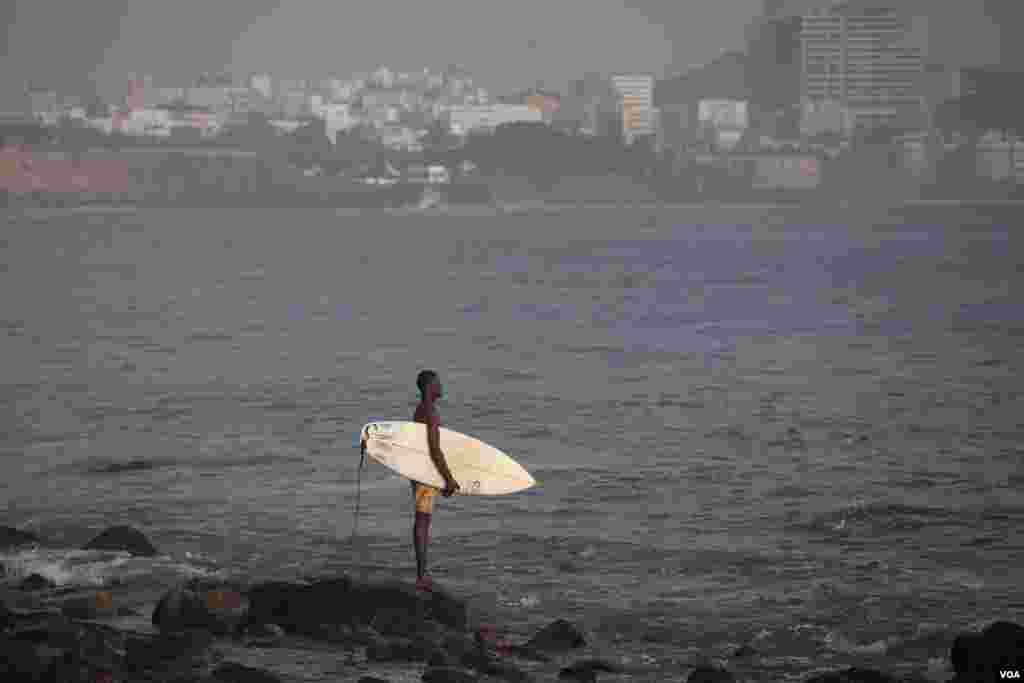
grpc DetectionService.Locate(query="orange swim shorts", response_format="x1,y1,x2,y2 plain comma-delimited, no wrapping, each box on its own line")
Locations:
411,480,437,514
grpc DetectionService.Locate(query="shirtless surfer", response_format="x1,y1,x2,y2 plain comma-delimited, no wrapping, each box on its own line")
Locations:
411,370,460,591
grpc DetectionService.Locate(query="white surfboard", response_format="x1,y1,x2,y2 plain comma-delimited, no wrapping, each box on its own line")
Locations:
359,421,535,496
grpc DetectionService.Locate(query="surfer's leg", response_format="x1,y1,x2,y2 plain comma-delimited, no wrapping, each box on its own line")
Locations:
412,482,435,582
414,511,432,579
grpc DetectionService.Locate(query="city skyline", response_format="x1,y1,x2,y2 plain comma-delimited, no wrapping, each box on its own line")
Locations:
3,0,766,108
4,0,1022,111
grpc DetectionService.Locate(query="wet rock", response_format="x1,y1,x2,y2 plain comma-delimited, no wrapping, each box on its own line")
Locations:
212,661,284,683
687,665,736,682
732,644,756,658
153,583,247,635
507,644,553,662
951,620,1024,681
123,628,220,679
20,573,55,591
241,580,311,632
243,576,466,638
0,619,130,682
368,636,436,663
559,658,622,682
371,606,430,637
428,648,454,667
0,526,41,549
803,669,900,683
483,660,534,682
524,618,586,652
59,591,117,619
441,633,477,659
152,584,207,630
422,667,477,683
242,622,284,647
82,525,157,556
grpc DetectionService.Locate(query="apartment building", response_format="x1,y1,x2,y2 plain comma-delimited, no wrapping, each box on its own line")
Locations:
799,1,924,135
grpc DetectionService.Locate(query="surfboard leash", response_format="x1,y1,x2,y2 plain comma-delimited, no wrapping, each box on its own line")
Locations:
351,435,367,544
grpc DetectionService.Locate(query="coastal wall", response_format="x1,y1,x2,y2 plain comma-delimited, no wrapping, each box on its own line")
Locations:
485,173,659,204
1,147,422,207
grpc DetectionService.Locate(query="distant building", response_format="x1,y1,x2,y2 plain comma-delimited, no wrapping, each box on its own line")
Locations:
561,74,620,136
611,74,655,143
28,90,59,121
185,87,231,110
250,74,273,99
799,2,925,135
656,51,753,157
318,103,359,144
447,104,542,136
746,15,802,113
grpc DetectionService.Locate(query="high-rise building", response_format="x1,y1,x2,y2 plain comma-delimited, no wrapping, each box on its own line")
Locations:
799,2,924,134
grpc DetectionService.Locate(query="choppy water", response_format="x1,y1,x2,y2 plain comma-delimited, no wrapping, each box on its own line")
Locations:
1,205,1022,680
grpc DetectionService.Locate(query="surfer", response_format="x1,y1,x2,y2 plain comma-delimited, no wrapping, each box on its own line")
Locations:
412,370,460,591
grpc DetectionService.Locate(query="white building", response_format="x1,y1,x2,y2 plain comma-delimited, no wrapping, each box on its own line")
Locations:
372,66,394,88
317,103,359,144
250,74,273,99
447,104,543,135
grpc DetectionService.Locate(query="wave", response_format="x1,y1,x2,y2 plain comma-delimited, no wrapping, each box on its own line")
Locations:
0,546,223,589
799,500,970,536
60,451,308,477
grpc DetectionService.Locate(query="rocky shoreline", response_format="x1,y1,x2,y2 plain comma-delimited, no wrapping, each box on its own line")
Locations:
2,526,1021,682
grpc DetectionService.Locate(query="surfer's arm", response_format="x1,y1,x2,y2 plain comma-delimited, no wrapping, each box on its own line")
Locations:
426,421,457,485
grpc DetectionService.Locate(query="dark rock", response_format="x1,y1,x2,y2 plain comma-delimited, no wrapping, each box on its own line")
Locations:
82,525,157,556
687,665,736,683
242,580,311,632
0,526,41,549
422,583,469,631
366,636,435,663
484,660,534,682
441,633,477,660
508,644,553,662
524,618,586,652
212,661,283,683
242,622,284,646
371,606,429,637
559,658,622,682
733,645,756,658
803,668,900,683
153,583,247,635
357,677,392,683
428,648,454,667
243,576,466,638
422,667,477,683
951,620,1024,680
59,591,117,620
981,621,1024,671
153,584,206,630
123,628,216,675
460,648,533,681
19,573,55,591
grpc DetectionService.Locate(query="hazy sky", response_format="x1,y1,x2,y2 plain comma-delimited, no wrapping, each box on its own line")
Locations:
3,0,1020,110
3,0,762,105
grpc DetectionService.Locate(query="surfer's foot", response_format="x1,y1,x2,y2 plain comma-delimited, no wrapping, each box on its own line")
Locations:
415,575,434,593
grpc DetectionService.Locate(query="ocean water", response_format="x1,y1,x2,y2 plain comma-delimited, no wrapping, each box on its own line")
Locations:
1,205,1022,680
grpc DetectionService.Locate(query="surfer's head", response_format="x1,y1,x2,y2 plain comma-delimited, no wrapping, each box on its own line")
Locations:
417,369,442,400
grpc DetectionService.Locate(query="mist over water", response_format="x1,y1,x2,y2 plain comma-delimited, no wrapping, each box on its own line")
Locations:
1,205,1021,679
